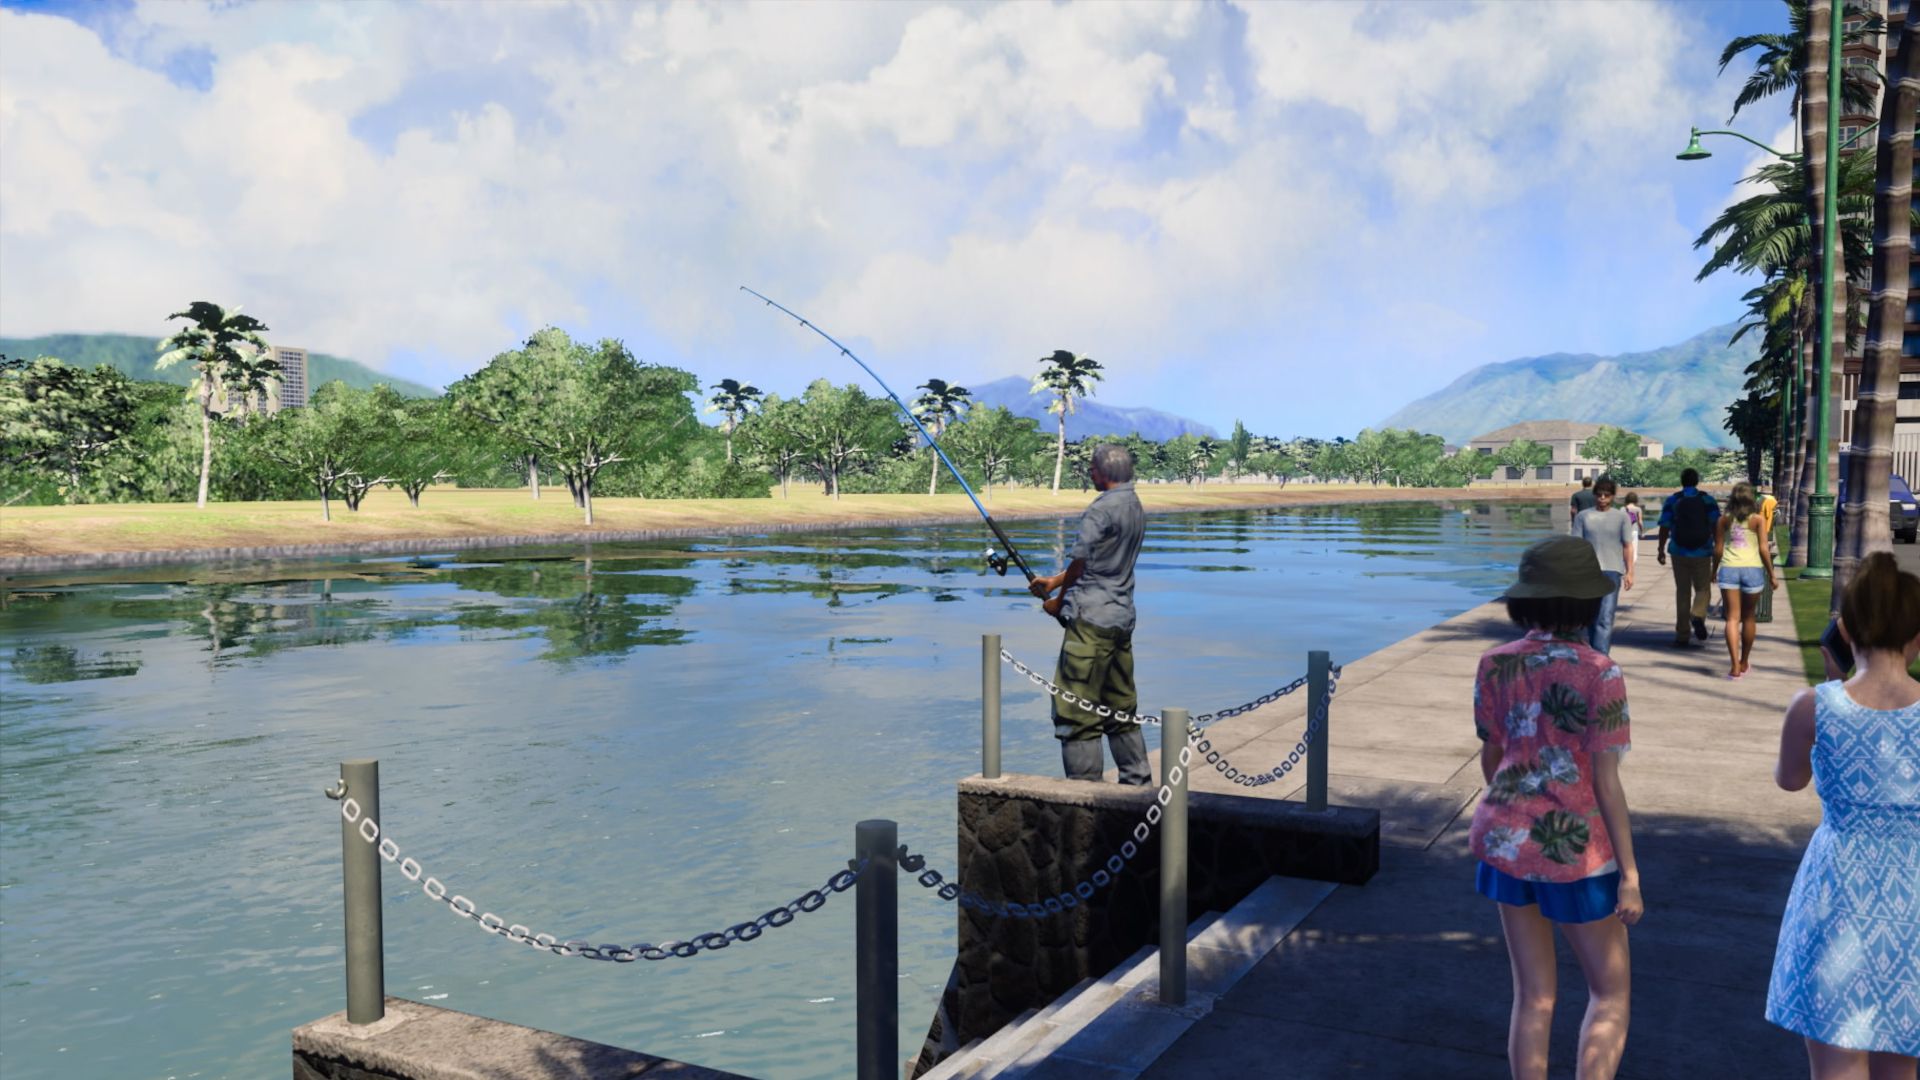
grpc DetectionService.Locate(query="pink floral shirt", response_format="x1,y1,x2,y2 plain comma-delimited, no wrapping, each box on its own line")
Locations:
1470,630,1632,883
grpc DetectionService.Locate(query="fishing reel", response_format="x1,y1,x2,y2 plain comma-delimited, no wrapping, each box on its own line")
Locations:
984,548,1013,576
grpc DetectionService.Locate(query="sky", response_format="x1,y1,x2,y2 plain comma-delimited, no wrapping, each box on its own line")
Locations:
0,0,1800,438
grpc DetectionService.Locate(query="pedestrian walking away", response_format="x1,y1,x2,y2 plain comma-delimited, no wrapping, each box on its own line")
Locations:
1713,482,1779,679
1655,468,1720,648
1472,535,1642,1080
1028,443,1151,785
1767,552,1920,1074
1570,476,1597,532
1572,476,1635,655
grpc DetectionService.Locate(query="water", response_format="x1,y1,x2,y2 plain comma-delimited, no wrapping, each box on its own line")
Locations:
0,500,1555,1079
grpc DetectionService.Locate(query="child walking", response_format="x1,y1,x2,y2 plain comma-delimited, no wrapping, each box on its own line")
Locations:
1472,535,1643,1079
1767,552,1920,1077
1714,482,1780,679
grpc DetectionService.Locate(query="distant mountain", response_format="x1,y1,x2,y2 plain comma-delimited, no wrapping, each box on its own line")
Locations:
1378,323,1759,450
0,332,441,398
962,375,1218,441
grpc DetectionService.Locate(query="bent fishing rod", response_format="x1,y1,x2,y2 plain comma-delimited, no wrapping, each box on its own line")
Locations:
739,285,1040,586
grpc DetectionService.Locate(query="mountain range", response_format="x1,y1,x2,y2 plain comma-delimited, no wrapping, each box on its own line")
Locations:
0,333,441,398
960,375,1219,442
1377,323,1758,450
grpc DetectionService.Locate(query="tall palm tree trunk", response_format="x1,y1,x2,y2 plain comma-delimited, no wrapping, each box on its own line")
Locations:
1051,409,1067,495
1790,332,1816,564
928,420,944,495
1833,22,1916,602
1794,0,1837,567
197,376,214,509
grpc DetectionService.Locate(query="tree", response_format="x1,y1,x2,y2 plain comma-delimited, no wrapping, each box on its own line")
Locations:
911,378,971,495
1190,437,1219,484
1309,441,1351,484
945,405,1047,500
450,328,697,524
1031,350,1104,494
1227,420,1252,481
383,397,464,507
155,301,278,508
1578,427,1645,483
0,356,139,501
794,380,899,500
705,378,763,463
1495,439,1553,480
1724,393,1777,485
1344,429,1396,486
1834,22,1916,604
736,393,809,498
263,381,381,520
1719,0,1884,126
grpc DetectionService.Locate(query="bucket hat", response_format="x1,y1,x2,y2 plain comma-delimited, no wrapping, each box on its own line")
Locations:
1504,535,1615,600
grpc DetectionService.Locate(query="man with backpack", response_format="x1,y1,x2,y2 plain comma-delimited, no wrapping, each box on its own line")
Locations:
1655,467,1721,647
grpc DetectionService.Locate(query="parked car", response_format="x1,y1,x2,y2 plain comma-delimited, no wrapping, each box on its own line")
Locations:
1835,460,1919,543
1893,474,1919,543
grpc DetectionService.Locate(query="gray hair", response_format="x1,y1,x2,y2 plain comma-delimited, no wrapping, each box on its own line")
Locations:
1091,443,1134,483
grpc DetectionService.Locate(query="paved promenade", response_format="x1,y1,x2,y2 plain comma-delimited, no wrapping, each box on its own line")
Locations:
1131,564,1821,1077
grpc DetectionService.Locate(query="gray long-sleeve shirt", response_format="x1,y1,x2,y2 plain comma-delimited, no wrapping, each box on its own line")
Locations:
1062,480,1145,633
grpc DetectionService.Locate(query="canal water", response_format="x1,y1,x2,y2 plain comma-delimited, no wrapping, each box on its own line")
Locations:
0,499,1555,1079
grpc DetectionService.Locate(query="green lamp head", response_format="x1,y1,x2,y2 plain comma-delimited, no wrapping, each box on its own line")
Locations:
1676,128,1711,161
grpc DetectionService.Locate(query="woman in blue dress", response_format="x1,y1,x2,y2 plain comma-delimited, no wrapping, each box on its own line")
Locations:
1768,552,1920,1077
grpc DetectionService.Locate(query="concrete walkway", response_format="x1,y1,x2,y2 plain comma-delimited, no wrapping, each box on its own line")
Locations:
1111,557,1822,1077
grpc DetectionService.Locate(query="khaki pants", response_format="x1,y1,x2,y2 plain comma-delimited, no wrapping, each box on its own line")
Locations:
1671,554,1713,642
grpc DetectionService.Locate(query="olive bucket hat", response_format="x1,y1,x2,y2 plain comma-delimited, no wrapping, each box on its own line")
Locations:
1503,535,1616,600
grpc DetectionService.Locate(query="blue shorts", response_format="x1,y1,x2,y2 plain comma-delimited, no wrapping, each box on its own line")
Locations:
1476,862,1620,924
1716,566,1768,594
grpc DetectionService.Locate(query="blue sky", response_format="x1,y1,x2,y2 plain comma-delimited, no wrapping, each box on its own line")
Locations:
0,0,1797,437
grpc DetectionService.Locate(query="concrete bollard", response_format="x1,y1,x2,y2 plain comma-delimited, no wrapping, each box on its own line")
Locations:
982,634,1002,779
337,759,386,1025
855,820,897,1080
1158,708,1190,1007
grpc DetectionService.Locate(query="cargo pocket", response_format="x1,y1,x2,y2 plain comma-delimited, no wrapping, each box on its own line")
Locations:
1053,637,1109,739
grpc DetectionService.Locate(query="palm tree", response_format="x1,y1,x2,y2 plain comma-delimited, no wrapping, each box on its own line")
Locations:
156,301,276,508
1833,22,1916,605
1031,350,1104,494
705,378,763,463
1719,0,1883,128
1190,437,1218,485
910,378,971,495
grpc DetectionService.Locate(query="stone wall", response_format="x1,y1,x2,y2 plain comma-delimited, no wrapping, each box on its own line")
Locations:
910,773,1379,1076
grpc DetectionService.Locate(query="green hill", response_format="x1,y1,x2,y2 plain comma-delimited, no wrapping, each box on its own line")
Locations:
1378,323,1758,449
0,332,441,398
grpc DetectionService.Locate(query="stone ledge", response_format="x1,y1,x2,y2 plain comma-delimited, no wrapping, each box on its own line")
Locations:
293,997,752,1080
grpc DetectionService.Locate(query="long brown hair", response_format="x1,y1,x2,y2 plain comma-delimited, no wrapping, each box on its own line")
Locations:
1841,552,1920,651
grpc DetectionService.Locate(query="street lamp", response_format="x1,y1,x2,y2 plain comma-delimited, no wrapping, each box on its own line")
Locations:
1678,2,1862,578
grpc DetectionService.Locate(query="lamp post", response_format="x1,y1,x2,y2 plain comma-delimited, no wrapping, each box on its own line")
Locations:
1678,0,1867,579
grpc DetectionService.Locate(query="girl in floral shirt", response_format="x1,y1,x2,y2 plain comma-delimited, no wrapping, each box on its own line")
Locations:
1473,535,1643,1079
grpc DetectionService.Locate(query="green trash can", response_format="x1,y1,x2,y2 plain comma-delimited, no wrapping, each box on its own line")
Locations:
1757,578,1774,622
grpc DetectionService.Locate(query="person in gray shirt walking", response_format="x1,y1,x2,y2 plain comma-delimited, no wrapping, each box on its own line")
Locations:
1572,476,1637,654
1028,443,1151,785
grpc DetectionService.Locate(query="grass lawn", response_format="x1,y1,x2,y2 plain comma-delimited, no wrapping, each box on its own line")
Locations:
1772,524,1920,682
0,481,1579,563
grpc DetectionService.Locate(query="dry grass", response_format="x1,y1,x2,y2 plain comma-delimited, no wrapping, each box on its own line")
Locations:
0,482,1574,561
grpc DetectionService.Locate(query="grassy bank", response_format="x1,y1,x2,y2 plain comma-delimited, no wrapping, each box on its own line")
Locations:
1770,524,1920,681
0,482,1576,564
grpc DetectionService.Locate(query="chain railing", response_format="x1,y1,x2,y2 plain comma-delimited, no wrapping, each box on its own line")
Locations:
1000,648,1314,729
326,790,863,962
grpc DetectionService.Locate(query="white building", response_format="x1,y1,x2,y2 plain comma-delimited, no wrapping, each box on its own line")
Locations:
1464,420,1664,485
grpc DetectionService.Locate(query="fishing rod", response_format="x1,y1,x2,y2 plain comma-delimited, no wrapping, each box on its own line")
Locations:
739,286,1039,585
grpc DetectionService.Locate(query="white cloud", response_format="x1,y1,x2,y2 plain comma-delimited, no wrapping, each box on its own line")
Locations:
0,0,1759,434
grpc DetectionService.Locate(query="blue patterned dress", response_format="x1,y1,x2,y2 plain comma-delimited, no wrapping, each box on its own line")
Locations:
1766,682,1920,1054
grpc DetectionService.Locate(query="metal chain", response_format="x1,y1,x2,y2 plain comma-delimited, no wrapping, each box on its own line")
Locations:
327,797,865,962
904,663,1346,915
1000,648,1313,729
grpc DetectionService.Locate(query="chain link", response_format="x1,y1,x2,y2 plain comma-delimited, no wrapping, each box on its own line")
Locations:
329,799,865,962
1000,648,1316,729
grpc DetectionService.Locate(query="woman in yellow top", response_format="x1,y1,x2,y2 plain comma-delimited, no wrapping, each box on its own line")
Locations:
1714,483,1781,679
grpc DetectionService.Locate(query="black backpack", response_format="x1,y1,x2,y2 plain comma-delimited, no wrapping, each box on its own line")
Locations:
1672,492,1712,549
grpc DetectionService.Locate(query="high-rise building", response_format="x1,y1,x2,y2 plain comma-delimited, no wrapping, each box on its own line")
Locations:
269,345,310,410
1836,0,1920,481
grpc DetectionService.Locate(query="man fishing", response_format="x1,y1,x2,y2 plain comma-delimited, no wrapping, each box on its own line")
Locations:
1028,444,1149,785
